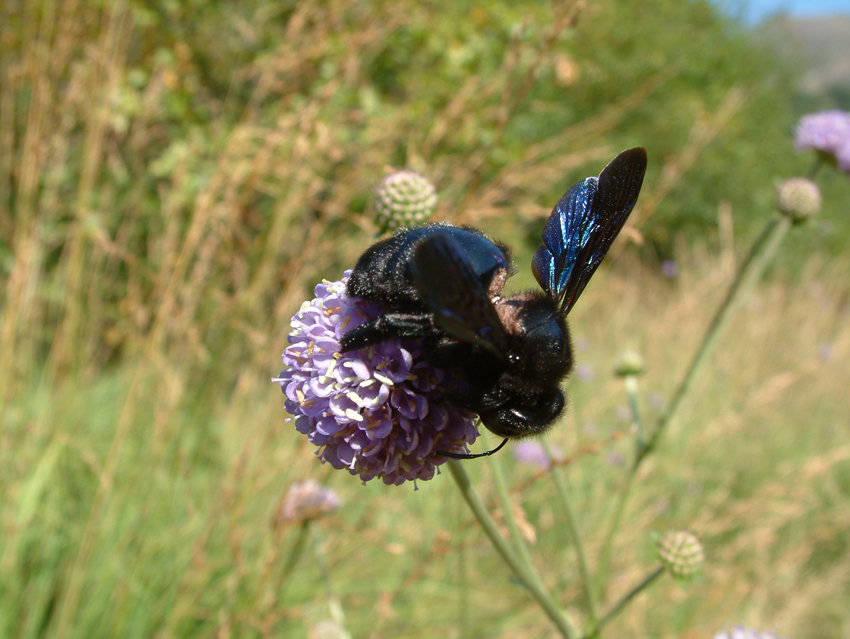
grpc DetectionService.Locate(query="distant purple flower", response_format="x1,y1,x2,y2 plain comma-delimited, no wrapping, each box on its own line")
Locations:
714,628,785,639
818,342,835,362
273,272,479,486
661,259,679,278
278,479,340,525
575,363,595,381
513,441,561,469
606,451,625,467
795,110,850,173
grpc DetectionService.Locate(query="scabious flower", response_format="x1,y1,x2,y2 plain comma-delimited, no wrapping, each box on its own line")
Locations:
713,628,786,639
278,479,341,525
794,110,850,173
373,170,438,233
273,272,479,486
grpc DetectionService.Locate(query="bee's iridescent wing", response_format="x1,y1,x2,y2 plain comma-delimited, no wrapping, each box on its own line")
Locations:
532,147,647,314
411,234,508,358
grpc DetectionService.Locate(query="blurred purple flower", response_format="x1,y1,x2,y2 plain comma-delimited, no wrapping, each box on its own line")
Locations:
273,272,479,486
513,441,562,469
714,628,785,639
278,479,340,525
661,259,679,278
576,363,595,381
606,451,625,467
795,110,850,173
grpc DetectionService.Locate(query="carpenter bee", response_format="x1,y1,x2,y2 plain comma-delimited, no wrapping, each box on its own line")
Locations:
340,148,647,458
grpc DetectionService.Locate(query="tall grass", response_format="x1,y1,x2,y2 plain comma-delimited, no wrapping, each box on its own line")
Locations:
1,0,848,637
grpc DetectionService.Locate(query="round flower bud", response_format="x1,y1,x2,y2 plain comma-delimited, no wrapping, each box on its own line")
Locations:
373,170,437,232
615,350,646,377
775,178,821,223
657,530,705,579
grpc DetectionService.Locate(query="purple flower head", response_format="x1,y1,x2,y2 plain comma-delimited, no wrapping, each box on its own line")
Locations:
661,259,679,278
273,272,479,486
714,628,785,639
795,110,850,173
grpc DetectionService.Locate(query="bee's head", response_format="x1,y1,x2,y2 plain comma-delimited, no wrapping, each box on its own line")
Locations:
479,386,565,439
496,292,573,381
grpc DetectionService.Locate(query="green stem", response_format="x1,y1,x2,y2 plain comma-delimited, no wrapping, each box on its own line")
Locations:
543,440,598,622
281,522,310,581
485,436,536,571
596,214,792,601
637,213,792,467
595,374,642,598
625,375,643,446
594,465,637,600
446,460,581,639
310,524,352,639
586,566,664,638
457,494,471,638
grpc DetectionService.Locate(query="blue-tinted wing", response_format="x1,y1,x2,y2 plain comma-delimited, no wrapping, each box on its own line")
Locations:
532,147,647,314
411,234,508,358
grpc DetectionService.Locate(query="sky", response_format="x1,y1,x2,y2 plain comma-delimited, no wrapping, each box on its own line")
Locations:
718,0,850,23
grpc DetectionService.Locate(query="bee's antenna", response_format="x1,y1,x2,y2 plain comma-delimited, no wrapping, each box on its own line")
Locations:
438,437,509,460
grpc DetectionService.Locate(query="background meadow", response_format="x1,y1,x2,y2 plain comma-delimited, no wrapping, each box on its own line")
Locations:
1,0,849,637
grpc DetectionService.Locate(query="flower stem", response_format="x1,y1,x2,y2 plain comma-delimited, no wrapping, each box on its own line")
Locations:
638,213,792,467
594,374,642,599
594,464,637,600
543,440,598,623
485,435,536,571
625,375,643,446
310,524,352,639
586,566,664,638
446,459,580,639
281,521,310,580
596,213,793,601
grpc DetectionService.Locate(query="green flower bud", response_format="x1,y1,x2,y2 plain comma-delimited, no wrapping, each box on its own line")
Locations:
373,170,437,233
657,530,704,579
776,177,821,223
615,350,646,377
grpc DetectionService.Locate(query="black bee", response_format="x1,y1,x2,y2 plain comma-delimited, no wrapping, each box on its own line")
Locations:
340,148,647,458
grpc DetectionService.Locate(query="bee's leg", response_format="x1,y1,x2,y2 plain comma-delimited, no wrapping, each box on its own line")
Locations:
339,313,435,352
